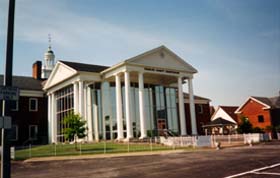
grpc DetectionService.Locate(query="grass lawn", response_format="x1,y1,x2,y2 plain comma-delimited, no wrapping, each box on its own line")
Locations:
15,142,186,160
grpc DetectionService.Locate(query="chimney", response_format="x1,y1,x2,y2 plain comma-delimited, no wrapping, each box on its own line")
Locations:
32,61,42,80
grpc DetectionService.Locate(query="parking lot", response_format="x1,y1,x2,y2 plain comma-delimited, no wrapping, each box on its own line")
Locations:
12,141,280,178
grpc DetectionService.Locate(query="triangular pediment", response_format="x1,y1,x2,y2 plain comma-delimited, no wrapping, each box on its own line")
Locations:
126,46,197,73
44,62,77,90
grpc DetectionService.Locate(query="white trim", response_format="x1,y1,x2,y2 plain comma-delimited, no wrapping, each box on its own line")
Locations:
20,90,44,97
235,97,271,114
29,98,38,112
43,61,77,90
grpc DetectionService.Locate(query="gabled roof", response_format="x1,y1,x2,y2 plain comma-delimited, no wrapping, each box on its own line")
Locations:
220,106,238,122
101,45,198,75
59,60,109,73
252,96,280,108
0,75,43,91
203,117,236,127
235,96,280,113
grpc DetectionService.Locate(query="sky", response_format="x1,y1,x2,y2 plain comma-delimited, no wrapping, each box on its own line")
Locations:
0,0,279,107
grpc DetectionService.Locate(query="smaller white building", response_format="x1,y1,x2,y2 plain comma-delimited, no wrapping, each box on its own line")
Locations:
204,106,238,135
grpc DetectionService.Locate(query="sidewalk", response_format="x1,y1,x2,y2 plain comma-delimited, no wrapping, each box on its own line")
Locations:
22,149,191,163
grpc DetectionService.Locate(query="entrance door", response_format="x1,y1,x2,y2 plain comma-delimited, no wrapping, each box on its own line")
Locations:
157,119,166,136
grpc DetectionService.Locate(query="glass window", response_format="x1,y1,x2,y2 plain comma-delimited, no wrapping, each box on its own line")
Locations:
11,100,18,111
29,125,38,140
11,125,18,141
29,98,38,111
197,104,203,114
258,115,264,123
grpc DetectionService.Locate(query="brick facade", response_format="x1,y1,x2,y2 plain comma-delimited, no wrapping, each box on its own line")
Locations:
0,96,48,146
237,99,271,129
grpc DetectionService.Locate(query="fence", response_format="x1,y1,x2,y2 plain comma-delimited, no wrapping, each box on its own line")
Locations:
12,133,274,160
159,133,272,148
14,139,179,160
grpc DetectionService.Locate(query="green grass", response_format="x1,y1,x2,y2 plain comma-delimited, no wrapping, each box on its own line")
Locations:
15,142,179,160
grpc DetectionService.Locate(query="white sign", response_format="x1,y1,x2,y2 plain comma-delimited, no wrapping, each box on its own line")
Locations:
10,147,15,159
0,86,19,101
0,116,12,129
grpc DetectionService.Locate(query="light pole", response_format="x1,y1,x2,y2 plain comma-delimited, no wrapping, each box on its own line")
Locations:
1,0,16,178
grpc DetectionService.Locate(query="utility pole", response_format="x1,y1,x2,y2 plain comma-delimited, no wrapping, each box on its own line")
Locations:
1,0,16,178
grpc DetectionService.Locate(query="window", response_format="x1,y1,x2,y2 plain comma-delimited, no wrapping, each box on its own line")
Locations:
29,125,38,140
29,98,38,111
11,100,18,111
11,125,18,141
197,104,203,114
258,115,264,123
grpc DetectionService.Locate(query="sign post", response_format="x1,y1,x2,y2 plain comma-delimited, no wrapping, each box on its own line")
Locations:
1,0,16,178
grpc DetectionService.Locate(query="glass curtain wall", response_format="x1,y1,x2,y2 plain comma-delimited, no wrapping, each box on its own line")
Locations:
55,85,74,142
91,82,179,140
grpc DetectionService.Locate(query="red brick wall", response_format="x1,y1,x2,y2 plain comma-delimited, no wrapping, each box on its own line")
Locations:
184,103,211,135
237,99,271,129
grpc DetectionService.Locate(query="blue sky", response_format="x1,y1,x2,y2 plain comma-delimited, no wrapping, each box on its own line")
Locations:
0,0,279,106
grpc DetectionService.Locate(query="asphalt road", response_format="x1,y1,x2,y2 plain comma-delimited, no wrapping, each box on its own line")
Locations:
12,141,280,178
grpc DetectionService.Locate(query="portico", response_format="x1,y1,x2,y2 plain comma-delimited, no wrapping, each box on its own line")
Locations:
43,46,198,143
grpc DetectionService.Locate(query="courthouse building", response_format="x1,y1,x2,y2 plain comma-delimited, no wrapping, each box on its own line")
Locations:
43,46,202,143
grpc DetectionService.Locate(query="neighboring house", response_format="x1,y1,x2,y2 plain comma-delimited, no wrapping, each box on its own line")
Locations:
0,74,47,146
0,45,55,146
203,106,238,135
235,96,280,132
43,45,209,143
183,93,211,135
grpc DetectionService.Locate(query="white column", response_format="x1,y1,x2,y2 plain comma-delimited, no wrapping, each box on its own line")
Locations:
125,71,133,139
86,85,93,142
92,89,99,142
115,74,124,140
79,80,84,117
51,93,57,143
188,77,197,135
178,77,187,135
138,72,147,138
47,93,52,143
73,81,79,114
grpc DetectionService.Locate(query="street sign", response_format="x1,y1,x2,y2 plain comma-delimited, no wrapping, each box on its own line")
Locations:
0,116,12,129
0,86,19,101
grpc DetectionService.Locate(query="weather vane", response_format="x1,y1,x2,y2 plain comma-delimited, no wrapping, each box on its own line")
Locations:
48,33,52,48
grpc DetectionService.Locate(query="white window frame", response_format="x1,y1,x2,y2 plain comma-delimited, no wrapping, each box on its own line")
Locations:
29,125,38,140
29,98,38,112
11,100,19,111
10,125,18,141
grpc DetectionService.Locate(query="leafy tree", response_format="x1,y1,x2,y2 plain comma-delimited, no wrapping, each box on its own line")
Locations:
237,116,253,133
63,111,87,150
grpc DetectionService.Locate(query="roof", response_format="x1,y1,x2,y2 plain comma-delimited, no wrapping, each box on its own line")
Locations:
251,96,280,108
59,60,109,73
203,117,236,127
183,92,211,101
220,106,238,122
235,96,280,113
0,75,43,91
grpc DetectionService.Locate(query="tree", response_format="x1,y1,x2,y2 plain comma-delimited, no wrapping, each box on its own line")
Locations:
63,111,87,150
237,116,253,133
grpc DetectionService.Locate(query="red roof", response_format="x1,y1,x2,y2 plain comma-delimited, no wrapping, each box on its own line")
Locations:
220,106,239,122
